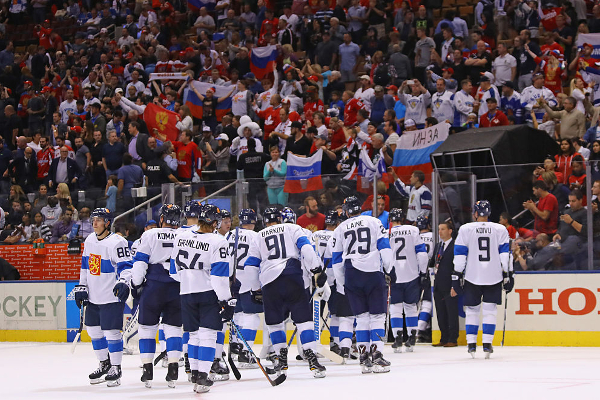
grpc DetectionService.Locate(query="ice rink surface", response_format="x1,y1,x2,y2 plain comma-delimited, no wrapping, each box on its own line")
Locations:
2,342,599,400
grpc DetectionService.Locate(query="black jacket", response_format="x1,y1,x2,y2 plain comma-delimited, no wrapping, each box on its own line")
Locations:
10,155,37,188
432,239,455,293
49,157,82,188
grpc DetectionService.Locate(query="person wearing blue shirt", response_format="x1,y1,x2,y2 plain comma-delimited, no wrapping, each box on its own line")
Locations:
361,196,390,229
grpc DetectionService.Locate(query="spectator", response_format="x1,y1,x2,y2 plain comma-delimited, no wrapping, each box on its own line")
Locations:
523,180,559,235
237,139,269,211
297,196,326,232
339,32,361,91
74,207,93,240
48,146,81,190
539,96,585,140
205,134,230,182
513,233,556,271
492,42,517,88
50,206,75,243
117,153,144,200
9,146,37,192
102,130,126,178
479,98,509,127
264,145,288,206
453,79,476,127
31,211,51,242
553,189,588,269
369,85,395,126
33,184,48,210
414,27,436,82
105,175,118,212
555,138,581,184
500,82,523,124
430,79,455,124
399,79,431,128
74,137,91,181
361,196,389,229
541,171,570,212
40,196,62,227
171,130,200,182
284,121,312,158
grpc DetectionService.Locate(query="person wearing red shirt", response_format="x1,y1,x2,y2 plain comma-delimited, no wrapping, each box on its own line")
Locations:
254,94,282,141
479,98,509,127
524,180,559,235
296,196,326,232
540,6,562,32
35,20,53,49
281,98,301,122
555,139,580,184
567,155,587,204
259,9,279,38
342,90,365,126
36,136,54,184
534,157,564,184
172,130,199,181
18,81,34,118
303,88,325,125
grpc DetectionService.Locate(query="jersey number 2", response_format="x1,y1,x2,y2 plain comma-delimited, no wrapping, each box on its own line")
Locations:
478,237,490,262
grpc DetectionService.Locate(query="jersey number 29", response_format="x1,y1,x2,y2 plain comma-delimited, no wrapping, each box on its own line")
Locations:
345,227,371,255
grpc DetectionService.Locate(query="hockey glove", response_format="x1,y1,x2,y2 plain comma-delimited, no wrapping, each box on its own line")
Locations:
451,271,464,296
251,289,263,304
219,298,237,322
385,268,397,285
74,285,88,309
131,280,145,300
315,270,327,288
503,271,515,293
419,272,430,291
113,278,130,302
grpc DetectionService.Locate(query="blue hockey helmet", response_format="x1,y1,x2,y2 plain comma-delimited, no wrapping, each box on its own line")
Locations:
325,210,339,226
281,207,297,223
389,208,405,222
91,207,114,226
159,203,182,227
198,204,222,226
416,215,430,230
220,208,232,219
184,200,203,218
343,196,362,216
239,208,257,225
263,207,282,224
473,200,491,217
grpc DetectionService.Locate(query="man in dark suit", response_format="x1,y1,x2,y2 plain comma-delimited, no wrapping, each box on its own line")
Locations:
9,146,37,192
432,221,459,347
48,146,82,191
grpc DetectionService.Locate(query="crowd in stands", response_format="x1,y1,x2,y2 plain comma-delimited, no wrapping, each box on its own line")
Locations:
0,0,597,267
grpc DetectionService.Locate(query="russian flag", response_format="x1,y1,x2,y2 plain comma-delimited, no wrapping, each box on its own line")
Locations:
187,0,216,11
184,81,232,122
250,45,278,80
392,122,449,182
284,150,323,193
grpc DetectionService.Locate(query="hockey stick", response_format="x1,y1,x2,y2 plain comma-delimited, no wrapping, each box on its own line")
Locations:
123,306,139,350
227,227,242,380
501,291,509,347
153,350,167,366
231,321,286,386
71,303,86,354
287,288,318,349
313,293,344,364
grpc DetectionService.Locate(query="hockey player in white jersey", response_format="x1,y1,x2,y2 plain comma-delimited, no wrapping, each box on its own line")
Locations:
170,204,236,393
388,209,429,353
332,196,392,373
74,208,133,387
217,209,232,237
417,215,434,342
244,207,327,378
226,208,261,369
130,204,183,388
390,168,432,223
452,200,514,358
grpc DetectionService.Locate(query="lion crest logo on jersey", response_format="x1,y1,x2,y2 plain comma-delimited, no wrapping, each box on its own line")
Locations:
89,254,102,276
155,111,169,131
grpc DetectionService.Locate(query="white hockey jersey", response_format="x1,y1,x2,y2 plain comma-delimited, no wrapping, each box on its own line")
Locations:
131,227,179,286
389,225,428,283
453,221,510,285
80,233,133,305
431,90,455,123
313,229,335,285
520,85,557,123
331,215,392,292
227,228,259,294
169,230,232,301
399,92,431,125
452,89,475,126
476,84,500,117
244,223,320,288
420,231,434,259
393,180,432,222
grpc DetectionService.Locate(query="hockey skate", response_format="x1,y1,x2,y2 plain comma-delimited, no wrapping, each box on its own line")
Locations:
105,365,122,387
141,363,153,388
89,359,111,384
370,344,391,373
208,358,230,381
350,343,359,359
161,357,169,368
468,343,477,358
237,349,259,369
272,347,288,375
417,328,432,343
340,347,350,364
194,372,213,393
358,345,372,374
483,343,493,359
304,349,326,378
184,353,192,381
230,342,243,361
190,370,199,384
330,342,342,355
391,331,403,353
405,330,417,353
166,362,178,388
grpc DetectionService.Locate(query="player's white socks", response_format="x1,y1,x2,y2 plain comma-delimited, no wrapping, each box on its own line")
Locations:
481,302,497,344
465,305,482,344
369,313,386,352
339,316,354,348
403,303,418,335
215,326,226,358
240,312,261,344
158,324,166,353
355,313,371,348
195,328,217,374
87,325,108,362
138,324,159,365
188,331,200,372
417,300,433,331
267,322,286,353
105,329,123,366
389,304,404,337
330,315,340,345
163,324,183,364
297,321,316,352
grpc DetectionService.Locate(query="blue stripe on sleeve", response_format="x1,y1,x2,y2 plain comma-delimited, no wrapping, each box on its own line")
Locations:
332,251,342,265
245,256,261,268
296,236,311,250
210,261,229,277
454,244,468,256
133,251,150,263
415,243,427,253
81,256,89,270
377,237,391,250
498,243,509,253
117,260,132,276
324,257,332,269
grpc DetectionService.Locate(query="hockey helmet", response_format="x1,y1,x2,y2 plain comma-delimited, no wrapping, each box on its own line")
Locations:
91,207,114,226
325,210,339,226
343,196,362,216
239,208,257,225
416,215,430,230
281,207,297,223
184,200,203,218
263,207,282,224
389,208,405,222
220,208,232,219
159,203,182,227
473,200,491,217
198,204,222,226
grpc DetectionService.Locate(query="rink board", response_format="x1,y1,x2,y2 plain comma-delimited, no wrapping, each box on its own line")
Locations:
1,272,600,346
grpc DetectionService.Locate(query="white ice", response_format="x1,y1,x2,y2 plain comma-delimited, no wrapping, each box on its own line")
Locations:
2,342,599,399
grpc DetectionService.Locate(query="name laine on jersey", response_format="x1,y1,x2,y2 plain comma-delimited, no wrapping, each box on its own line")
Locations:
157,232,176,240
476,228,492,234
261,226,285,236
177,238,210,251
348,220,363,229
